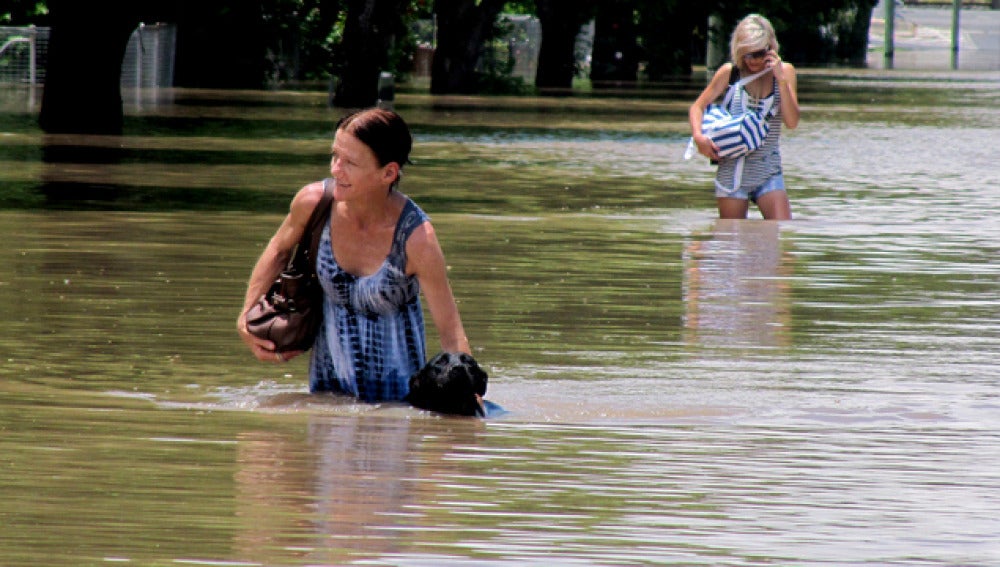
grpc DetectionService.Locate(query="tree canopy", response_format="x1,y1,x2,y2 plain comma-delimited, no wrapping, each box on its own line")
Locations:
8,0,879,132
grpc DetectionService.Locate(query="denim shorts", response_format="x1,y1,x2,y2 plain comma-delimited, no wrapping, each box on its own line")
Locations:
716,174,785,203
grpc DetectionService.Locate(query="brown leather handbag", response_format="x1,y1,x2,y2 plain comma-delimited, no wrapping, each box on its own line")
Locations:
245,181,334,353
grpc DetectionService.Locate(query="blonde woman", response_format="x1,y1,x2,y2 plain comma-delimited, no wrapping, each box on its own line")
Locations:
689,14,800,220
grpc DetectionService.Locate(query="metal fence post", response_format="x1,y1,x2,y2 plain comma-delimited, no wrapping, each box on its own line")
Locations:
28,25,37,85
951,0,962,69
377,72,395,110
884,0,895,69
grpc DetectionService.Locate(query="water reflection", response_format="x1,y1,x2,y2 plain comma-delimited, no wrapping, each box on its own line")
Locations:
234,416,485,564
683,219,792,350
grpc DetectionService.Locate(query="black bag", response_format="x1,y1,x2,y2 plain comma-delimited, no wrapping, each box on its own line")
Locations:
245,181,334,353
406,352,489,417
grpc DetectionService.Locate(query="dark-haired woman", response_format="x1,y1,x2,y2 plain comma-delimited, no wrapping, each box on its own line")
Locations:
238,108,471,402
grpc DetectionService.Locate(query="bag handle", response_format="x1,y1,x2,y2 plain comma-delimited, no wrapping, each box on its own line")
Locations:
306,179,335,268
722,67,772,108
287,179,335,272
733,67,771,88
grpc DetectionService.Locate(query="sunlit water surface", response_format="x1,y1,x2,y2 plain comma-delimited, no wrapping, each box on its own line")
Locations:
1,70,999,566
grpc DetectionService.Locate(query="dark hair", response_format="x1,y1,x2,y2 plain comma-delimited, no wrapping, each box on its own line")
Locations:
335,108,412,169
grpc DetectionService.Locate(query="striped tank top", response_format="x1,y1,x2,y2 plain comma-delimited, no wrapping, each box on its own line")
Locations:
716,77,783,193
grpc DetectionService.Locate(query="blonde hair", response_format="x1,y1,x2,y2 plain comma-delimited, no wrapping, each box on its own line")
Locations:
730,14,779,74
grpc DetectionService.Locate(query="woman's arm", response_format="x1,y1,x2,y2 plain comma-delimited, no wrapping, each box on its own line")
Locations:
689,63,735,160
771,60,800,129
237,181,326,361
407,221,471,355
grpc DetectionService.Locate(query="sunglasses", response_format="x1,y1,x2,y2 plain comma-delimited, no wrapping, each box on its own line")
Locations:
744,49,770,60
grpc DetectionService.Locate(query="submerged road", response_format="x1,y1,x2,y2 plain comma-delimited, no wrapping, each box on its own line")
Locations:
870,1,1000,70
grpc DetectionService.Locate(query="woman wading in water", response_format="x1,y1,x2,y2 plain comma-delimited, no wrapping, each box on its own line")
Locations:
689,13,801,220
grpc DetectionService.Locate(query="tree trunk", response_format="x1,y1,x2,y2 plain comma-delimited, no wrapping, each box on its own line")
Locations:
333,0,406,108
590,0,639,83
639,1,702,79
535,0,596,90
172,1,266,88
842,0,880,65
431,0,506,94
38,0,138,134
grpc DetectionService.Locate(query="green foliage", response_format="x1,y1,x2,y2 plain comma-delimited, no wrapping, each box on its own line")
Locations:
635,0,706,78
475,67,531,94
502,0,534,15
474,13,533,94
260,0,345,84
388,1,431,80
259,0,429,85
701,0,879,65
1,1,49,24
15,0,881,91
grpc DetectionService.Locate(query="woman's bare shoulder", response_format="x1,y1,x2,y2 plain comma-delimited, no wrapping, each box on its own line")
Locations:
291,180,327,211
402,207,440,264
704,63,735,93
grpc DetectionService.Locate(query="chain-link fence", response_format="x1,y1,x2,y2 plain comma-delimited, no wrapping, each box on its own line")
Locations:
0,26,49,85
1,23,175,88
121,23,176,89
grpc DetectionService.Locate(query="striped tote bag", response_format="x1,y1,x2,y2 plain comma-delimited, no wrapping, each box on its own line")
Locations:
683,67,776,161
700,98,773,159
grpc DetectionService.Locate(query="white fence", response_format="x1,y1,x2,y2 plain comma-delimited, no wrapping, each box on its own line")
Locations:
0,26,48,85
121,23,176,89
476,16,593,83
0,23,175,88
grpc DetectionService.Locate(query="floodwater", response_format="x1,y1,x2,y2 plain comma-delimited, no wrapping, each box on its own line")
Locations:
1,68,999,566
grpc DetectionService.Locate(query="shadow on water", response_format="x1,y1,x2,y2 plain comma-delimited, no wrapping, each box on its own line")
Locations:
2,69,997,212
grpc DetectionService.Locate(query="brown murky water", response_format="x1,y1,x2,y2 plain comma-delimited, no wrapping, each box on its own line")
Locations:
1,69,999,565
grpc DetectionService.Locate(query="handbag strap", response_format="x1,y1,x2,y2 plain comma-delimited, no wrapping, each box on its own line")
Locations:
734,67,772,88
307,178,335,267
290,178,334,271
722,67,772,109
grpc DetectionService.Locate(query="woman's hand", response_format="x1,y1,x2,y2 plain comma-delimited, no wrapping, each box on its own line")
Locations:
765,49,784,81
693,133,720,161
688,64,733,161
766,56,800,129
236,312,304,363
237,181,325,364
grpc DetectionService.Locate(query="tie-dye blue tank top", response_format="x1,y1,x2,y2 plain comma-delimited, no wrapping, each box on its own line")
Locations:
308,195,429,402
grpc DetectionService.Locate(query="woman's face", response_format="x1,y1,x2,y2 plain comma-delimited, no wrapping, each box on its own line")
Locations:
741,44,772,72
330,129,392,201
